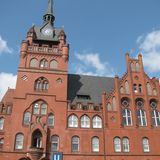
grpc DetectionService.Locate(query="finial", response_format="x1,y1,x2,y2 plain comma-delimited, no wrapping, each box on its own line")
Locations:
43,0,55,26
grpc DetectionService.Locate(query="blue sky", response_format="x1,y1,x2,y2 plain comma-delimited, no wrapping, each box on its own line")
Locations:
0,0,160,99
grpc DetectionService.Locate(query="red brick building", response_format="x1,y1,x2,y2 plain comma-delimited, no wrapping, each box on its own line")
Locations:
0,1,160,160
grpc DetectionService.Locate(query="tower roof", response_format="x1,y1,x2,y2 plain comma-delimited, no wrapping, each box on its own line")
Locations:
43,0,55,26
46,0,53,15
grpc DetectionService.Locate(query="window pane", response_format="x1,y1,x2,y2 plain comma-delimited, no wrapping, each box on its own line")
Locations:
92,137,99,152
48,114,54,127
33,103,40,114
50,60,58,69
81,115,90,128
41,104,47,115
15,134,24,150
122,138,129,152
30,58,38,68
23,112,31,125
51,136,59,151
114,137,121,152
142,138,150,152
93,116,102,128
0,118,4,130
68,115,78,128
122,109,132,126
72,137,79,152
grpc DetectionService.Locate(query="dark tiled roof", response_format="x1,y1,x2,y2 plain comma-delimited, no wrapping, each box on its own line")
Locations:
34,25,62,42
68,74,115,105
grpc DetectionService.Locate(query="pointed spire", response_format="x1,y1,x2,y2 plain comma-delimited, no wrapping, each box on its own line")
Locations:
47,0,53,14
43,0,55,26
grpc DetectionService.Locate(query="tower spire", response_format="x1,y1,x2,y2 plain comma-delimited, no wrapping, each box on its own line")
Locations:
43,0,55,26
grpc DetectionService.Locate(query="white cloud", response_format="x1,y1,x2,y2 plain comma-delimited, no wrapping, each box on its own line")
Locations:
0,35,13,54
74,52,115,76
0,73,17,100
137,30,160,72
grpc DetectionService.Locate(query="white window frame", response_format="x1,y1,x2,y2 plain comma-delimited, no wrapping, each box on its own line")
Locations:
152,110,160,127
51,135,59,151
41,103,47,115
81,115,90,128
114,137,121,152
33,103,40,114
23,112,31,125
142,138,150,152
15,134,24,150
137,109,147,126
48,114,54,127
0,118,4,130
92,137,99,152
122,109,132,126
72,136,79,152
122,137,130,152
68,115,78,128
92,116,102,128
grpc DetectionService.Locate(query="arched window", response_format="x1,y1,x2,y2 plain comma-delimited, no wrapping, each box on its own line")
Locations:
112,97,116,111
122,109,132,126
147,83,152,95
142,138,150,152
34,77,49,91
122,137,129,152
68,115,78,128
125,81,130,94
151,110,160,127
15,133,24,150
92,137,99,152
114,137,121,152
0,118,4,130
131,62,135,71
92,116,102,128
72,136,79,152
30,58,38,68
133,84,138,93
150,100,160,127
31,129,42,148
50,60,58,69
136,99,147,126
137,109,147,126
23,112,31,125
153,89,157,96
120,86,124,94
135,63,140,72
51,135,59,151
41,103,47,115
81,115,90,128
40,59,48,68
48,113,54,127
138,84,142,93
107,103,112,111
33,103,40,114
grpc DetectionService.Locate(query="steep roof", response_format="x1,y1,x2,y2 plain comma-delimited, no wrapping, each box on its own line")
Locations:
68,74,114,105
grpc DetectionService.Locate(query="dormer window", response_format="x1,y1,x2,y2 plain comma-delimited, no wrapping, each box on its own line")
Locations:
77,95,91,100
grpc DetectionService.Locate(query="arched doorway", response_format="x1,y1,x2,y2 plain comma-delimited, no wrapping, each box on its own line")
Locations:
31,129,42,148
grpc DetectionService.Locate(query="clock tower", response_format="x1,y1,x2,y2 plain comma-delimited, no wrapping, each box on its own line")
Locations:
16,0,69,100
2,0,69,159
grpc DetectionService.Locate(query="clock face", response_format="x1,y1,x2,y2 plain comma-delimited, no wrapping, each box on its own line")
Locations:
42,28,53,36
